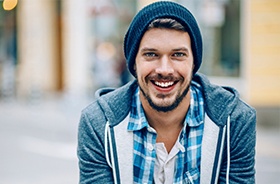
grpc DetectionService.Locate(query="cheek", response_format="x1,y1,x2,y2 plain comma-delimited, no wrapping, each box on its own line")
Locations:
135,61,153,77
177,62,194,78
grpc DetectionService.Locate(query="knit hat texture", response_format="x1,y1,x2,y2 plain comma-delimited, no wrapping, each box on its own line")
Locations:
124,1,203,77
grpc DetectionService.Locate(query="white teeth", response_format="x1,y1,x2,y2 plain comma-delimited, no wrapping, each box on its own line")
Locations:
155,81,174,88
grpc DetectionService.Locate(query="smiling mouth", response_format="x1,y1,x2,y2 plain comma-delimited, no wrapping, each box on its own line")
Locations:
153,81,178,88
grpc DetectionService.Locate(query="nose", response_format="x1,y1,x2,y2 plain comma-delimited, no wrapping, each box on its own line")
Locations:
155,56,174,75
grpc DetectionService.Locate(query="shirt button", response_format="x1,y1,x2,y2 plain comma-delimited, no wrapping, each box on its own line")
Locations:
147,144,154,151
147,127,156,133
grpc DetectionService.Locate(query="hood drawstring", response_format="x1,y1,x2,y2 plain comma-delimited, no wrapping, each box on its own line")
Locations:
226,116,231,184
105,121,119,184
105,122,112,168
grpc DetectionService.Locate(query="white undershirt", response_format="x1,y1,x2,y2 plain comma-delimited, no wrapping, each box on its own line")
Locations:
154,140,185,184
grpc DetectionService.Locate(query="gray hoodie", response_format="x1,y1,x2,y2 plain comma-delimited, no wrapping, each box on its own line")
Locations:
78,73,256,184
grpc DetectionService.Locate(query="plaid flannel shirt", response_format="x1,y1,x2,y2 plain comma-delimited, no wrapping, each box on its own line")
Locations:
128,81,204,184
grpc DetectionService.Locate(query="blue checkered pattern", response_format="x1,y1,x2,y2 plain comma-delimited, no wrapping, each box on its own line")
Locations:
127,81,204,183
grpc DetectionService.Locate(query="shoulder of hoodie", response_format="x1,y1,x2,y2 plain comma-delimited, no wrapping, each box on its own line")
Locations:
193,73,256,127
81,80,138,126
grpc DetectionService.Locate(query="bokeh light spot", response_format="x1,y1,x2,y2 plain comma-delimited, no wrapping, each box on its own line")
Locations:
3,0,18,11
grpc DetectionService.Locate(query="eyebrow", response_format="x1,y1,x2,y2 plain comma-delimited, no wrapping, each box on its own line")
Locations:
139,47,189,53
139,47,157,53
172,47,189,52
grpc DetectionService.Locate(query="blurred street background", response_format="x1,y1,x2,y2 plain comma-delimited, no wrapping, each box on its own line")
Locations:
0,0,279,183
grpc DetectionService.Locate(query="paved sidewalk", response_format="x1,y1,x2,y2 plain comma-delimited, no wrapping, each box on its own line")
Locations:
0,97,88,184
256,126,280,184
0,97,279,183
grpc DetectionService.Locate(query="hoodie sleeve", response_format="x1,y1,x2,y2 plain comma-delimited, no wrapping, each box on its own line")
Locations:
219,101,257,184
77,105,114,184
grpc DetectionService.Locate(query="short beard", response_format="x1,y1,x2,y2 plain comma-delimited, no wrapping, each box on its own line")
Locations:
139,81,191,113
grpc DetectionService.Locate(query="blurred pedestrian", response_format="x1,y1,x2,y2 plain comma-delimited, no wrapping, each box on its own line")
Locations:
78,1,256,184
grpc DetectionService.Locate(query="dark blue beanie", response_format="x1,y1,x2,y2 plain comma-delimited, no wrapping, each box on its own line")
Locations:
124,1,203,77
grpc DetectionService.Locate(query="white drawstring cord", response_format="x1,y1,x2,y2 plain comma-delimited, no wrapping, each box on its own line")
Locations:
104,122,112,168
105,121,119,184
226,116,231,184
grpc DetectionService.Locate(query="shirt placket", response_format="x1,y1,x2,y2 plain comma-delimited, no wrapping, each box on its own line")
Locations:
142,127,157,184
173,127,188,183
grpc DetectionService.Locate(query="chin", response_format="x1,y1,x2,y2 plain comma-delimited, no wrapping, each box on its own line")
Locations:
147,96,180,112
140,86,190,113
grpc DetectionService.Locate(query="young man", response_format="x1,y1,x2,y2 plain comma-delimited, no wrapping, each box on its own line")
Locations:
78,1,256,184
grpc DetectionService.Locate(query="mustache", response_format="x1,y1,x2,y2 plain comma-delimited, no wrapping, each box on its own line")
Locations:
146,74,182,81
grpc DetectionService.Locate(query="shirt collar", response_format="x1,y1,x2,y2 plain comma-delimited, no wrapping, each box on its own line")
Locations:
127,88,150,131
185,84,204,128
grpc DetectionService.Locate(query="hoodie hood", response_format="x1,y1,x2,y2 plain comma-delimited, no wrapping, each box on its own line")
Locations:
193,73,239,126
95,73,239,127
95,80,138,126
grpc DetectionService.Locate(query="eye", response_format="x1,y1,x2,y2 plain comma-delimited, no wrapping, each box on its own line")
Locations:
173,52,187,57
144,52,157,57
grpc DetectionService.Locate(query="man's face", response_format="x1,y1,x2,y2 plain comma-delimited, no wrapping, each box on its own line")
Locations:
135,28,194,112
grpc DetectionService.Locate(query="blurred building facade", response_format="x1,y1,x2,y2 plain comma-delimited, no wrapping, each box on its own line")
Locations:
0,0,279,126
